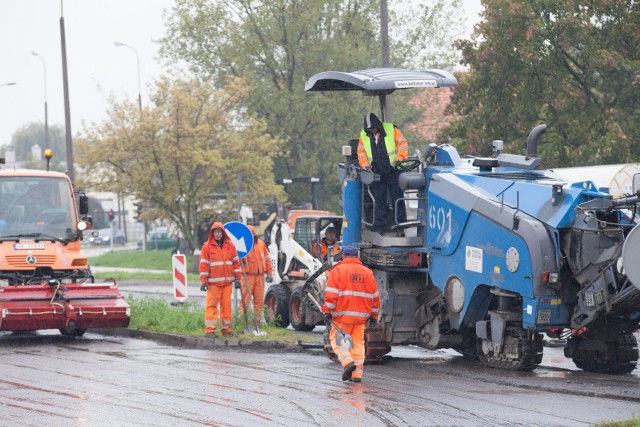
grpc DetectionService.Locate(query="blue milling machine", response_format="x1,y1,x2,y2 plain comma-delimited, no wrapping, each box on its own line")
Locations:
304,68,640,373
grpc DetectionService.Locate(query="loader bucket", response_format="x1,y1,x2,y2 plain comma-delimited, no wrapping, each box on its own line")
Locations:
0,281,130,332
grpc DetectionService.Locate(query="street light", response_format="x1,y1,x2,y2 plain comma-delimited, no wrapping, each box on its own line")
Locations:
31,51,49,151
0,82,17,88
114,41,141,246
114,41,142,112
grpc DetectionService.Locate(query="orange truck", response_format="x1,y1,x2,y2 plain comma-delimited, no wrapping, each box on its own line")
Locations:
0,157,130,336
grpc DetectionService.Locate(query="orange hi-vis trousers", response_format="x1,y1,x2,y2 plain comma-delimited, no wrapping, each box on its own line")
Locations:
330,321,365,379
239,274,265,322
204,284,232,334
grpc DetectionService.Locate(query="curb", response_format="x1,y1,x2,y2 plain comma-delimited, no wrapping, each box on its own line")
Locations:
95,328,321,353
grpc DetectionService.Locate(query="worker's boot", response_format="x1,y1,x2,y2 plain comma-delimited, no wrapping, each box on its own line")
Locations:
342,362,356,381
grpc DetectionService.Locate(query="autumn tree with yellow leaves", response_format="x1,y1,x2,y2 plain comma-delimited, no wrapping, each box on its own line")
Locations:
77,76,286,251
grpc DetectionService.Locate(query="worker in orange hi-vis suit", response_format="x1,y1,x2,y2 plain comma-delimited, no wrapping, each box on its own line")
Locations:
239,225,273,325
322,245,380,382
199,222,242,337
312,225,340,261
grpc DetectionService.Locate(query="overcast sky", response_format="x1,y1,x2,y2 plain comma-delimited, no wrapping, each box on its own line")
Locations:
0,0,482,150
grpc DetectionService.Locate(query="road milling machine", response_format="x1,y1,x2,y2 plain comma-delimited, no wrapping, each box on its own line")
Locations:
302,68,640,373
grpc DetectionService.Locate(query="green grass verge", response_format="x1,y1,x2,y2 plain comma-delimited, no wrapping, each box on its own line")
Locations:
88,249,200,282
89,249,179,270
126,295,320,344
595,420,640,427
93,271,199,282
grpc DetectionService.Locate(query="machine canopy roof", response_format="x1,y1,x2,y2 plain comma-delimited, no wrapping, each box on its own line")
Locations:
304,68,458,95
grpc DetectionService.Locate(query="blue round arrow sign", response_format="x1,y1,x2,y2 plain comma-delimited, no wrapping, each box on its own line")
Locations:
224,221,254,259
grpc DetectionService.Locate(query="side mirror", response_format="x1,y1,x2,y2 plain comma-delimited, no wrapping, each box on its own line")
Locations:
78,192,89,215
633,173,640,194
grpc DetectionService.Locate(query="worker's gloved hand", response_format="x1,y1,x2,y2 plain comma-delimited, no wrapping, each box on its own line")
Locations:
200,283,208,292
266,275,273,283
234,280,241,289
323,313,332,326
368,318,377,327
362,164,371,171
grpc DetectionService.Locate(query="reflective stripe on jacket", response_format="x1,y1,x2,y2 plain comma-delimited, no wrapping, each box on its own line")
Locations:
199,222,242,286
242,238,272,275
321,257,380,324
357,122,408,168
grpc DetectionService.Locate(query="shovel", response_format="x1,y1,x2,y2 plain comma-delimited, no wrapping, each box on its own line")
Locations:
307,292,354,350
238,265,267,336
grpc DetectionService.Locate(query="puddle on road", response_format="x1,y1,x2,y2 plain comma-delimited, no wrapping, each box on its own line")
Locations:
532,369,570,379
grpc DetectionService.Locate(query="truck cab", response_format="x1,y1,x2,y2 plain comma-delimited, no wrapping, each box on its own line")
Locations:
0,169,91,284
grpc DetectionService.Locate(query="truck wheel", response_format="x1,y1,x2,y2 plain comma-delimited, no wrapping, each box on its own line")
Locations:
289,288,315,332
264,284,291,327
567,332,638,374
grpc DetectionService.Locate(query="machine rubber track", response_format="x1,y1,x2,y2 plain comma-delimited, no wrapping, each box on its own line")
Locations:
568,332,639,374
477,327,543,371
322,324,391,364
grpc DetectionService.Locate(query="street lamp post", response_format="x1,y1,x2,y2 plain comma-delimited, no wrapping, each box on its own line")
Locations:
31,51,49,151
114,41,142,247
114,41,142,112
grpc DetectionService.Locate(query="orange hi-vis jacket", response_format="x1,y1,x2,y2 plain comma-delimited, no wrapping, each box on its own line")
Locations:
199,222,242,286
357,123,408,170
322,257,380,324
320,239,340,260
242,238,272,275
312,238,340,260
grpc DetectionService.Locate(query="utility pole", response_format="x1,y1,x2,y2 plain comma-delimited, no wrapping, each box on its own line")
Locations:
380,0,392,121
60,1,74,181
237,173,242,222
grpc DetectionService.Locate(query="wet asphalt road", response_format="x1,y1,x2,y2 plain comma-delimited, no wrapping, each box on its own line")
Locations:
1,331,639,426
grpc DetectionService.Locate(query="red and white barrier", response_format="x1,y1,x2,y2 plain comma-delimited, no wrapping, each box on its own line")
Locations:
172,253,188,302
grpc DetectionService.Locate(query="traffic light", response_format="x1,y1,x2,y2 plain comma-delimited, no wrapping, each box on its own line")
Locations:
107,209,115,222
133,203,143,221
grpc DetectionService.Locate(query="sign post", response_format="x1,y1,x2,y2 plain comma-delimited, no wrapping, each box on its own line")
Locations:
172,252,188,302
224,222,265,334
224,221,253,313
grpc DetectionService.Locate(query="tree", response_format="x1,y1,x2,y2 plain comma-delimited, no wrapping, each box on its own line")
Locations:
76,76,287,252
160,0,466,211
447,0,640,167
4,123,66,171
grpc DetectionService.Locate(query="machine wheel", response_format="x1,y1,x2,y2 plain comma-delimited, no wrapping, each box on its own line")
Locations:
289,288,315,331
567,332,638,374
59,321,86,338
477,326,543,371
263,284,291,327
